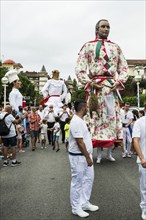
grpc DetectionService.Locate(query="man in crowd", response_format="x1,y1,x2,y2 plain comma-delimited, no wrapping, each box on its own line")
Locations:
132,103,146,220
0,105,21,167
68,100,99,218
121,102,133,158
28,107,41,151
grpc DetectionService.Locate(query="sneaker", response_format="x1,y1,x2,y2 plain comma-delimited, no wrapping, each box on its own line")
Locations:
96,158,101,164
82,202,99,212
11,161,21,167
72,209,89,218
122,153,127,158
56,148,60,152
127,154,132,158
107,156,116,162
142,210,146,220
3,161,9,167
19,150,25,153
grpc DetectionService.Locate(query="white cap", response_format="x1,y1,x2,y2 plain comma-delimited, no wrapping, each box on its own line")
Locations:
5,70,19,83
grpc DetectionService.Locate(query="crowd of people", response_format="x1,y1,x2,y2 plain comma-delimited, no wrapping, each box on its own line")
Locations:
0,19,146,220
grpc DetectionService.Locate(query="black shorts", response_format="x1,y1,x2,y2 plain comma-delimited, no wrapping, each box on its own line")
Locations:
2,136,17,147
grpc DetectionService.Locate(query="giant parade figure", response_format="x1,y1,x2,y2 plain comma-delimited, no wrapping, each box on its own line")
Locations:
5,70,22,114
75,19,129,163
40,69,67,116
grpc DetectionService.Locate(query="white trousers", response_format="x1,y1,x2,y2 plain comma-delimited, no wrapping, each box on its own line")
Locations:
69,154,94,212
123,127,132,154
138,164,146,210
97,146,113,159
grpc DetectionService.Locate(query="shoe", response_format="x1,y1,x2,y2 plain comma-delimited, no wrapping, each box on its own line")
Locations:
72,209,89,218
45,147,47,149
142,210,146,220
3,161,9,167
82,202,99,212
96,158,101,164
122,153,127,158
32,148,35,151
56,148,60,152
107,156,116,162
11,161,21,167
127,154,132,158
19,150,25,153
41,147,43,149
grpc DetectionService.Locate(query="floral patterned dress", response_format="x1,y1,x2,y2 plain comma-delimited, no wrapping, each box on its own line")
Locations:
75,39,129,148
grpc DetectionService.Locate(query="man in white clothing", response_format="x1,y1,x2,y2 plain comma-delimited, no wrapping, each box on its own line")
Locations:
121,102,133,158
68,100,99,218
132,103,146,220
5,70,22,113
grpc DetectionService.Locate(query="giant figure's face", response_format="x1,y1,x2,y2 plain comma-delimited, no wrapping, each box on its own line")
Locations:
96,20,110,39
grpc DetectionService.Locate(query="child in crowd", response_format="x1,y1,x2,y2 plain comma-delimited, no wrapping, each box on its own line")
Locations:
40,119,48,149
64,117,71,152
16,117,25,153
50,117,60,152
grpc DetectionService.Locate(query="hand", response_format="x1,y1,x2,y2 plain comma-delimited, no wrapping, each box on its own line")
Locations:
110,82,120,92
141,158,146,168
86,157,93,167
91,82,104,90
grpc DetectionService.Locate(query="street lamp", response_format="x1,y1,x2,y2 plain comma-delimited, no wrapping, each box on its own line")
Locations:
1,76,9,108
134,68,142,109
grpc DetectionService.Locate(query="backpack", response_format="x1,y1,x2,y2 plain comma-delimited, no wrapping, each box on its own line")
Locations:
0,113,12,136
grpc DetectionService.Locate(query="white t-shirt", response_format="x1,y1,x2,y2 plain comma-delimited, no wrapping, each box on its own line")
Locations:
69,114,93,154
53,122,60,136
0,112,16,138
41,124,48,134
132,115,146,164
59,111,69,122
121,110,133,124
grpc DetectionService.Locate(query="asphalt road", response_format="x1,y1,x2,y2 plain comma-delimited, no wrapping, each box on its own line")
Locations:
0,142,142,220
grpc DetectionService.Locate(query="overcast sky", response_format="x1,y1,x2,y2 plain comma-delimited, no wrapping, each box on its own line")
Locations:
1,0,146,80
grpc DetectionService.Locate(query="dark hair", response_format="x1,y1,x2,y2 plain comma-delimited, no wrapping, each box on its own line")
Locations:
139,110,145,116
55,117,60,122
65,117,71,124
125,102,130,106
95,19,109,32
18,106,23,111
74,100,86,112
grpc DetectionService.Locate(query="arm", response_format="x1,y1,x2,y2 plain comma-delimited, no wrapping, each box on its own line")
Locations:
76,138,93,167
41,80,50,98
133,137,146,168
60,82,68,101
75,44,90,86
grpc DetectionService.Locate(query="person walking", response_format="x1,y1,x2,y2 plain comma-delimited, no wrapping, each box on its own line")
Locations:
40,119,48,149
64,117,71,152
75,19,129,163
44,105,56,145
132,103,146,220
0,105,21,167
28,107,41,151
68,100,99,218
59,104,70,144
121,102,133,158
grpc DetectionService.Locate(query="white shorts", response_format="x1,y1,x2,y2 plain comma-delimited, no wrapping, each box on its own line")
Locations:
41,134,47,140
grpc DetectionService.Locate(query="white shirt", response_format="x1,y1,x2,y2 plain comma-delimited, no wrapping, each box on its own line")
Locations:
132,115,146,163
37,110,45,120
69,114,93,154
44,110,56,123
41,79,67,100
59,111,69,122
40,124,48,134
0,112,16,138
9,88,23,112
121,110,133,124
53,122,60,136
